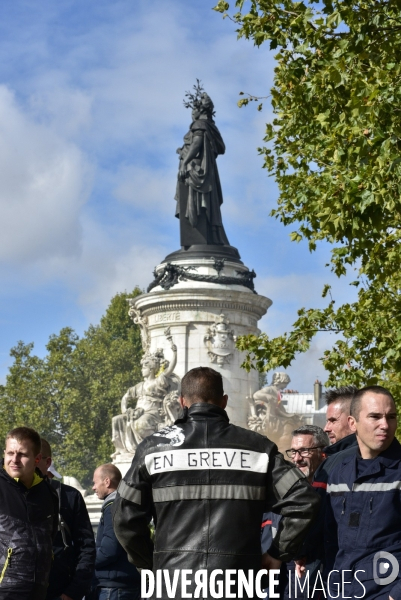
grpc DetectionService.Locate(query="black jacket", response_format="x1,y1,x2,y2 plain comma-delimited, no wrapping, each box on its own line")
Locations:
322,431,358,456
287,432,359,596
112,403,320,599
46,481,96,600
94,491,140,589
0,467,58,597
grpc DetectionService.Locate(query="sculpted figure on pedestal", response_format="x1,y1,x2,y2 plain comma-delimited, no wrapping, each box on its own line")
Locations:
247,372,303,453
175,81,230,247
111,328,181,457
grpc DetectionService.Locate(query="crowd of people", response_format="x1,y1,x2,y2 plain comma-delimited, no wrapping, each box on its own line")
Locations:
0,367,399,600
0,430,140,600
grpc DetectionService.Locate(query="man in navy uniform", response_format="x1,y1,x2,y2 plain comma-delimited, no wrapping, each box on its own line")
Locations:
326,386,401,599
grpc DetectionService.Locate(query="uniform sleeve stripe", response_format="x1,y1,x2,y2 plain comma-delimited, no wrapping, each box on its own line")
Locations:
312,481,327,489
275,468,305,498
152,484,266,502
327,483,351,493
117,480,142,504
261,519,272,527
353,481,401,492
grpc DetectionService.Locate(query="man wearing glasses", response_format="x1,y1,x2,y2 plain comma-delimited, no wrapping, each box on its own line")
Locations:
286,427,329,597
261,426,328,598
286,425,329,483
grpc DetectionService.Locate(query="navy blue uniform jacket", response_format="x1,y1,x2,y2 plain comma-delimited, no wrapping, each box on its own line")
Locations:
326,438,401,599
95,491,140,589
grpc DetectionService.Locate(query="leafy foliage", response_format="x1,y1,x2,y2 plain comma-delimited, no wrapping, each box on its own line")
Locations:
0,288,143,487
215,0,401,398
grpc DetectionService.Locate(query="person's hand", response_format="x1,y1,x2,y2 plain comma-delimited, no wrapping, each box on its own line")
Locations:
132,408,144,419
60,595,74,600
294,557,307,578
261,552,282,572
389,596,394,600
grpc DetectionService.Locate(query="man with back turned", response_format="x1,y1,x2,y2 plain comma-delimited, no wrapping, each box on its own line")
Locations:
112,366,320,600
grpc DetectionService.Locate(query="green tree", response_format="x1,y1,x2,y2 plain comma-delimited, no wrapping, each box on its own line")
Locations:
0,288,143,487
215,0,401,397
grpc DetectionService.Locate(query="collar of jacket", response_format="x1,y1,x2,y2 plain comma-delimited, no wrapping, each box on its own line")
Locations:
340,437,401,481
183,402,229,422
101,489,117,511
0,460,45,489
324,433,357,456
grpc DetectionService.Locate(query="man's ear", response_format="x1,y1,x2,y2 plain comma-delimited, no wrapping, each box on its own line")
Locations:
348,414,357,433
35,453,42,464
221,394,228,410
179,395,189,409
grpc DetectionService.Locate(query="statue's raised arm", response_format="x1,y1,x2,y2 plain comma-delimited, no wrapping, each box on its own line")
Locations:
163,326,177,377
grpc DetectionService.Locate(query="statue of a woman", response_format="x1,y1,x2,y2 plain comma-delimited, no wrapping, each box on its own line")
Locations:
175,85,230,247
111,333,179,457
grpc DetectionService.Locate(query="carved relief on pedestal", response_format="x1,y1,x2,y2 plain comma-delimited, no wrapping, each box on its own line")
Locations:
204,313,236,366
128,304,150,353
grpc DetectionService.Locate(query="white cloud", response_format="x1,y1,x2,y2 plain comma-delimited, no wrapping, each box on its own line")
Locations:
113,164,173,215
29,83,93,139
0,85,93,264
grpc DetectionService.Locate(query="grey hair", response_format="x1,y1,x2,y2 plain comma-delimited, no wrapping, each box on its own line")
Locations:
291,425,330,448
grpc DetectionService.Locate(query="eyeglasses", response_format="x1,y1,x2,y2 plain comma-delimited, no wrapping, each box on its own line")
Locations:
285,446,325,458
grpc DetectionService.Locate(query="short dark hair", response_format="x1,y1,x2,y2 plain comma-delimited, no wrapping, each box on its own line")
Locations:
291,425,330,448
97,463,122,487
6,427,41,456
350,385,395,421
324,385,358,411
181,367,224,405
40,438,52,458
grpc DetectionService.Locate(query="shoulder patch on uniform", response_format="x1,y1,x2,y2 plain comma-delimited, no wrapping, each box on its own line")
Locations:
275,467,305,498
153,425,185,447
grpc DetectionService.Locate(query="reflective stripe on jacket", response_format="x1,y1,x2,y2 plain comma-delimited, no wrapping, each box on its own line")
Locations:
112,403,320,599
326,437,401,599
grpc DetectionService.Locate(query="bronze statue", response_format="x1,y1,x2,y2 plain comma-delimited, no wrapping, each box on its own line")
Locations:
175,82,230,247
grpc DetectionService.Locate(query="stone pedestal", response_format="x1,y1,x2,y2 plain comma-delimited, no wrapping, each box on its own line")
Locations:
130,253,271,429
113,455,136,478
85,494,103,534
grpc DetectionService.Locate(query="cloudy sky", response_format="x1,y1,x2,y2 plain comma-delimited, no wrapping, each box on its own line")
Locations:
0,0,355,392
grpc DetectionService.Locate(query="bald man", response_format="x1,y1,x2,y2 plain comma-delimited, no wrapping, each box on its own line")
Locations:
91,464,140,600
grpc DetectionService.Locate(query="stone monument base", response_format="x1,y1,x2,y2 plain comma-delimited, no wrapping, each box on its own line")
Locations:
131,251,271,430
113,454,134,478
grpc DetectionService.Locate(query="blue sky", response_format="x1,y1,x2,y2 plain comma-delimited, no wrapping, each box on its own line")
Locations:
0,0,355,392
